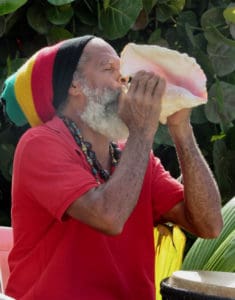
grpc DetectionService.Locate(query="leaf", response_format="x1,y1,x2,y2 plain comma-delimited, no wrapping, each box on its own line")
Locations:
148,28,161,44
46,26,73,45
201,7,225,30
0,0,27,16
47,0,75,5
205,81,235,123
103,0,110,10
230,23,235,39
203,230,235,272
223,5,235,23
156,0,185,22
177,10,198,32
46,4,73,25
182,197,235,270
100,0,143,40
222,71,235,85
185,22,196,47
211,133,226,142
174,11,198,51
190,105,208,124
201,8,235,76
168,0,185,14
213,140,234,194
206,25,235,47
191,39,215,81
142,0,158,13
154,124,173,146
74,1,97,26
207,41,235,76
27,3,51,34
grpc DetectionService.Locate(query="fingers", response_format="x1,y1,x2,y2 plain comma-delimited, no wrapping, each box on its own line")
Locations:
145,75,161,98
127,71,164,101
118,71,165,137
127,71,146,95
152,77,166,99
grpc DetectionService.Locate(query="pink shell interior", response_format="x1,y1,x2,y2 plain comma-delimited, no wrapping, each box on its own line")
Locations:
120,43,208,101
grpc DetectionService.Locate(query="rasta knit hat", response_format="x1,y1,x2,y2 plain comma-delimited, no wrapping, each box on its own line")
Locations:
0,35,95,127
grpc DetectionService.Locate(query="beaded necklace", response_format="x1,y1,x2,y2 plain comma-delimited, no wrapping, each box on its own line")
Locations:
59,115,121,183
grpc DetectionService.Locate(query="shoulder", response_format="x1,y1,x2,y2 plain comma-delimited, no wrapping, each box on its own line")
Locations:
14,116,80,165
17,116,71,148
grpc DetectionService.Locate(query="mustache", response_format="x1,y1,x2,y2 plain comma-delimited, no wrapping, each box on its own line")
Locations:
96,88,121,103
104,89,121,114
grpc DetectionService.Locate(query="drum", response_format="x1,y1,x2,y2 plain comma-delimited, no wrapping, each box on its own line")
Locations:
160,270,235,299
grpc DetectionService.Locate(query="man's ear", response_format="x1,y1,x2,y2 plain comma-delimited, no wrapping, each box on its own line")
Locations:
68,81,82,96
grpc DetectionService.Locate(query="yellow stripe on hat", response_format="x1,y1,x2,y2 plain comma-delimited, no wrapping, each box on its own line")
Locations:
15,53,43,127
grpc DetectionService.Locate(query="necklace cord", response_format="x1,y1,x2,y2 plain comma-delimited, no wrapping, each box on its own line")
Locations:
59,115,121,183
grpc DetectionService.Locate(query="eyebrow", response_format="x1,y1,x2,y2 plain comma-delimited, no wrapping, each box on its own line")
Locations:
99,59,113,66
99,56,120,67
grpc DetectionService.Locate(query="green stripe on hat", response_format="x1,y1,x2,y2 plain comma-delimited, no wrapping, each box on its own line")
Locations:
1,73,28,126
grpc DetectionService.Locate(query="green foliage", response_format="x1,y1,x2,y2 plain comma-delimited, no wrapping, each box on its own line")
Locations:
100,0,143,39
0,0,235,224
27,3,51,34
47,0,75,5
46,4,74,25
0,0,27,16
182,197,235,271
223,5,235,23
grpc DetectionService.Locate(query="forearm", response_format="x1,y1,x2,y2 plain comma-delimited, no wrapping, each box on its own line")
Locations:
67,132,155,235
98,133,153,231
169,124,223,237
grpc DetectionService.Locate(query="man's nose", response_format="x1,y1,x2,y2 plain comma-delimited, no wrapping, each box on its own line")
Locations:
117,74,129,86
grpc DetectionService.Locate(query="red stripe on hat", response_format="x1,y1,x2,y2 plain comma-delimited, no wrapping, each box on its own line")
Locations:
31,42,61,123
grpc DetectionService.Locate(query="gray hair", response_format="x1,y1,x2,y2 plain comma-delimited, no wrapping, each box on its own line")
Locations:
56,51,90,114
73,51,90,83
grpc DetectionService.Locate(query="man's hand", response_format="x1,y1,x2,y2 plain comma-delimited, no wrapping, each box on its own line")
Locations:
118,71,166,139
167,107,192,141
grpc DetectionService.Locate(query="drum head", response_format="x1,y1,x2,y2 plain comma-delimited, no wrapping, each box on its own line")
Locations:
168,271,235,298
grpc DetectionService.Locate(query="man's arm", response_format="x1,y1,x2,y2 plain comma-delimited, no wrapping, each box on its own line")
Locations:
66,72,166,235
161,108,223,238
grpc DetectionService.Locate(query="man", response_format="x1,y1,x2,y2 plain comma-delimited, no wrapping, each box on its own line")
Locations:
2,35,222,299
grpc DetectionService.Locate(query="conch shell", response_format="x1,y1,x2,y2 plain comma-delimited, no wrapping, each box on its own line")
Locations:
120,43,208,124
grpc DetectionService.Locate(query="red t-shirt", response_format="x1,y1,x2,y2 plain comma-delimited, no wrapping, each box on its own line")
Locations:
7,116,183,300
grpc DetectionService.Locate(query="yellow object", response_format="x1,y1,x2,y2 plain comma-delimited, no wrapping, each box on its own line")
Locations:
154,224,186,300
223,6,235,23
15,53,43,127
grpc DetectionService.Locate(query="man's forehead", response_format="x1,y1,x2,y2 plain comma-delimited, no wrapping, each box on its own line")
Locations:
85,38,120,63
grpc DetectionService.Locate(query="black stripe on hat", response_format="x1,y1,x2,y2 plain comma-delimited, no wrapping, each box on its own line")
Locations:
52,35,95,109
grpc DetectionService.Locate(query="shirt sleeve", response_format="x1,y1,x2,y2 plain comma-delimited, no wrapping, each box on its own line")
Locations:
13,130,99,221
150,153,184,223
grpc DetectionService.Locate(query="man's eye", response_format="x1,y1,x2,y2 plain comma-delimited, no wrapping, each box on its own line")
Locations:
103,65,115,71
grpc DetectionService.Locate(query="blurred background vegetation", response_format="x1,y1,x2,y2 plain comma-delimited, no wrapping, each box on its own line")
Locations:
0,0,235,227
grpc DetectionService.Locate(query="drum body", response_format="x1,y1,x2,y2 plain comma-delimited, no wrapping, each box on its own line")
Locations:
160,271,235,300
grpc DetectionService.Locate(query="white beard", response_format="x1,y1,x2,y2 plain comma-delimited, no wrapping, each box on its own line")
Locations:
80,84,129,141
